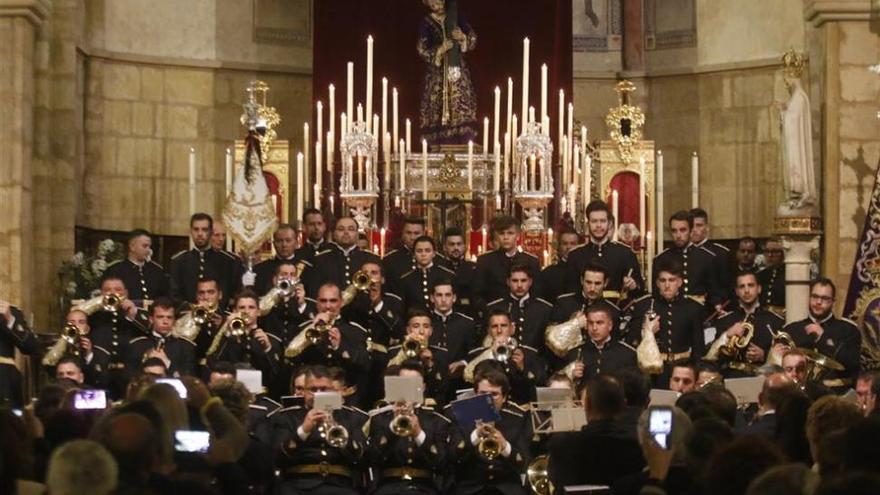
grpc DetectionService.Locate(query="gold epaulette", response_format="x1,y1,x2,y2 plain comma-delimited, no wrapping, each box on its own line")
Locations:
520,344,539,353
656,248,671,257
315,249,332,257
522,250,539,260
502,407,524,418
249,404,268,411
129,336,148,344
218,250,238,260
179,337,197,346
697,246,716,257
349,321,368,333
711,242,731,252
382,249,399,259
106,259,123,267
611,240,636,253
342,405,369,417
841,317,858,328
385,292,402,301
400,268,416,279
619,341,637,352
148,260,165,269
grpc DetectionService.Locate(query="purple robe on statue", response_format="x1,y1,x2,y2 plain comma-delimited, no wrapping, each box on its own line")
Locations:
417,14,478,146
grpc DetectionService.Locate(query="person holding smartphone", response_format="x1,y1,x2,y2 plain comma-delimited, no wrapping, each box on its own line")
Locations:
268,364,368,495
126,297,195,377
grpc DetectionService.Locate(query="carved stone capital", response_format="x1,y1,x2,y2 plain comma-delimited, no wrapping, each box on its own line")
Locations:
0,0,51,26
804,0,874,27
774,215,822,236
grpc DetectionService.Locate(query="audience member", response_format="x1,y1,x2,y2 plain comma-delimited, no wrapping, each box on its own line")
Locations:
702,436,786,495
746,463,818,495
45,439,118,495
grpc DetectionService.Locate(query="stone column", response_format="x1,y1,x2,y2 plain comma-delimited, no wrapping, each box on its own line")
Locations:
0,0,49,310
776,216,822,324
622,0,645,71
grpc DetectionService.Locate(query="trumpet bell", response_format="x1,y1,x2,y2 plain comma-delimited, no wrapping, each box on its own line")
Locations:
306,320,330,344
402,336,425,358
527,455,554,495
102,294,123,312
228,315,249,337
325,424,349,448
390,413,414,437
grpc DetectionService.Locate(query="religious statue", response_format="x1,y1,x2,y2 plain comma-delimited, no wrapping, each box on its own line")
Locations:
777,49,817,211
418,0,478,146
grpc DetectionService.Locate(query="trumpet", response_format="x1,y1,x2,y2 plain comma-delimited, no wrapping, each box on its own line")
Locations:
205,314,251,357
765,329,796,367
43,323,87,366
340,270,373,307
102,293,125,312
403,335,427,358
285,318,334,358
476,422,501,461
258,265,305,316
73,293,126,315
305,320,331,344
492,337,518,363
318,409,349,448
191,303,217,325
390,402,416,437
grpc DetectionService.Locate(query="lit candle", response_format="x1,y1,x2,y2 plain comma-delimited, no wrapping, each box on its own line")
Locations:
482,117,489,157
366,35,374,133
373,114,380,142
347,62,354,128
357,104,364,125
521,37,530,129
511,115,518,164
340,112,347,140
503,132,510,191
316,101,323,148
296,152,304,222
611,189,619,241
580,126,588,186
422,139,428,197
543,249,549,268
540,63,548,124
313,183,320,209
572,144,580,210
405,119,412,154
542,115,549,138
329,194,335,215
383,132,391,190
656,150,664,253
639,154,646,250
482,226,488,252
392,87,399,153
558,89,565,163
399,139,406,192
495,194,501,211
467,140,474,190
547,228,554,250
315,141,322,206
506,77,513,140
691,151,699,208
568,183,577,216
493,86,501,157
326,131,333,172
561,136,568,193
329,84,335,150
646,231,654,291
494,142,501,193
584,153,592,208
224,147,232,198
357,152,364,190
529,106,535,124
380,227,386,258
567,103,574,167
529,154,536,190
303,122,310,202
381,78,388,147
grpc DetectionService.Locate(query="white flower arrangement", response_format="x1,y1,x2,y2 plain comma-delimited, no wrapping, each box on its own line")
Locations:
57,237,124,309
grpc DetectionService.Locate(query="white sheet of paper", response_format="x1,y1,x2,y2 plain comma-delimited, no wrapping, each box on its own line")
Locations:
649,389,680,407
724,376,766,404
314,391,344,411
550,406,587,432
384,375,424,404
237,369,263,395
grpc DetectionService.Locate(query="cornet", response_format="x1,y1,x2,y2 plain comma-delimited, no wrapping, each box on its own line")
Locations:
402,335,427,358
205,314,251,357
527,455,554,494
477,422,501,460
390,402,416,437
102,293,125,312
305,320,331,344
191,303,217,325
318,409,349,448
493,337,518,363
73,293,126,315
720,314,755,359
340,270,373,307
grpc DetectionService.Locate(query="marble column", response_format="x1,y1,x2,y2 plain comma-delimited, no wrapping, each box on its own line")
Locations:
777,216,822,324
0,0,49,310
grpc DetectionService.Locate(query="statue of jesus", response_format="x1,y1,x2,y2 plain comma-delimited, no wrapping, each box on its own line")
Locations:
418,0,478,146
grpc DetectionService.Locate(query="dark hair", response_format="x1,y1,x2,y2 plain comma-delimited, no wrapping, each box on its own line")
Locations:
275,223,296,235
304,364,333,381
689,208,708,222
403,217,427,228
613,368,651,409
696,361,721,376
843,417,880,473
302,207,322,222
810,277,836,299
507,263,533,279
443,226,465,241
56,356,84,372
209,361,237,378
485,307,511,326
585,200,611,218
474,367,511,397
196,276,221,291
585,374,626,418
233,288,260,307
586,301,616,321
735,270,759,285
99,273,125,288
190,212,214,229
150,297,176,315
431,279,455,293
738,236,757,249
669,210,693,229
412,235,435,249
127,229,152,245
671,361,696,376
704,436,786,495
141,358,167,372
746,464,818,495
655,258,684,278
406,308,432,323
582,261,608,280
490,214,519,234
700,383,739,427
398,359,426,378
275,259,300,276
685,416,734,479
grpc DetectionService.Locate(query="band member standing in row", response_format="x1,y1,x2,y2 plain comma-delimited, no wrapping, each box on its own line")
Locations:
552,261,621,329
171,213,243,304
441,227,477,316
0,300,37,407
758,238,787,315
42,308,111,388
304,217,380,298
356,260,402,405
383,217,429,295
653,210,722,308
541,230,581,304
430,280,477,383
251,223,300,296
486,265,553,351
566,200,642,301
690,208,732,296
388,309,450,404
295,208,331,264
126,297,196,377
186,277,229,364
397,235,457,312
473,215,541,312
104,229,171,302
563,303,636,386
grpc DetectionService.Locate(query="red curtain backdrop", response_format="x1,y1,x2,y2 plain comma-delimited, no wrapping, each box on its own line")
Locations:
313,0,573,154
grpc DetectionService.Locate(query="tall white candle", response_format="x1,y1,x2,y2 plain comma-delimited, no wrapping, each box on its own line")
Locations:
467,140,474,190
656,150,665,253
366,35,374,133
639,154,646,250
494,144,501,193
422,139,429,197
580,125,588,186
399,139,406,192
383,132,391,191
646,231,654,290
380,227,386,257
357,104,364,125
316,101,323,147
392,87,399,153
511,115,518,164
540,63,548,124
340,112,347,140
225,147,232,251
405,119,412,154
611,189,619,241
573,143,580,197
584,153,592,207
303,123,310,203
346,62,354,128
381,78,388,147
521,37,530,130
326,131,333,172
315,141,322,207
506,77,514,140
482,117,489,157
567,103,574,167
558,90,565,163
329,84,335,150
529,106,536,124
493,86,501,157
373,115,380,143
188,147,196,217
561,135,568,194
296,152,304,222
691,151,699,208
503,132,510,191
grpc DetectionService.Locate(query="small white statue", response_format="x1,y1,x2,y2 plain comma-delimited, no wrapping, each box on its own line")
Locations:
777,49,817,211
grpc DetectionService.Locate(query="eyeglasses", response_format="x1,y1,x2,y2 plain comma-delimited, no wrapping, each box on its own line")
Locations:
809,294,833,302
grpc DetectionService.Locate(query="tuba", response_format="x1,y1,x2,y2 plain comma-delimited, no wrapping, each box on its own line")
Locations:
527,455,554,495
340,270,373,307
476,422,501,460
636,304,664,374
390,402,416,437
545,312,586,358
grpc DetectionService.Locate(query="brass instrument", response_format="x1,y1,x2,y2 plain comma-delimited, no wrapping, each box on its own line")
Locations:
74,293,126,315
205,314,251,357
545,312,586,358
285,318,333,358
340,270,373,307
192,303,216,325
720,314,755,358
527,455,554,495
171,303,217,341
636,304,663,374
388,335,427,367
476,422,501,460
305,320,330,344
492,337,518,363
765,329,796,367
390,402,415,437
800,347,845,382
258,263,305,316
43,322,87,366
318,409,349,448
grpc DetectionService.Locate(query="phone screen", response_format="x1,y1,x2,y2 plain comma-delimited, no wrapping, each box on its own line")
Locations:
648,407,673,449
175,430,210,453
74,389,107,410
156,378,188,399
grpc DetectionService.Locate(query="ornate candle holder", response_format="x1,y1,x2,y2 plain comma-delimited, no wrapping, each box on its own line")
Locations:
514,122,554,232
339,121,379,230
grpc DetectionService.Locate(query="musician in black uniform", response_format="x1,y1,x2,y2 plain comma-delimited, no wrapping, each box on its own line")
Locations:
540,230,581,304
126,297,196,377
653,210,723,308
383,217,428,295
734,237,759,274
387,309,451,405
485,264,553,351
206,289,283,391
250,224,303,296
44,308,110,388
563,302,637,386
690,208,732,296
784,278,861,389
623,259,707,387
84,274,150,399
446,367,532,495
170,213,243,304
285,282,372,408
0,300,38,407
442,227,477,316
268,364,369,495
566,200,643,300
465,309,547,405
260,260,317,346
473,215,542,313
551,261,621,329
302,216,381,298
294,208,330,264
103,229,171,302
430,280,477,373
757,238,786,316
397,235,457,311
365,363,451,495
179,277,230,369
705,271,784,377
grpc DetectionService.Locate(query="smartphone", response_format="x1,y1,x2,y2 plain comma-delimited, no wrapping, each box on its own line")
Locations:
74,389,108,410
12,408,23,417
175,430,211,453
157,378,188,399
648,406,673,449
